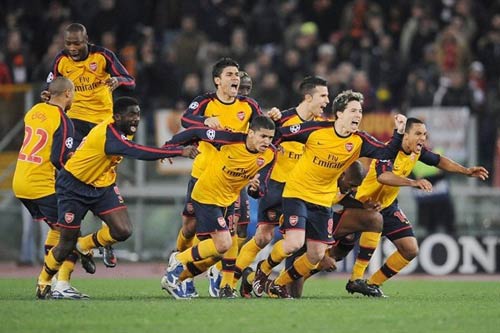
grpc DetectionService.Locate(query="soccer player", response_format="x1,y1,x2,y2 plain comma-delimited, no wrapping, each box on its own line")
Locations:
252,90,407,298
35,97,198,299
346,117,489,297
42,23,136,268
161,116,277,299
235,75,330,298
174,57,280,297
12,77,91,299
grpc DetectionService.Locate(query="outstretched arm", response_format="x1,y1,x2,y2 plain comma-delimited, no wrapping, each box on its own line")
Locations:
437,156,489,180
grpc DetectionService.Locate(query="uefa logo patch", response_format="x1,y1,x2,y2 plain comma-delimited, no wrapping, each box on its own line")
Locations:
289,215,298,226
290,124,301,133
65,137,73,149
64,212,75,224
345,142,353,152
206,129,216,140
189,101,199,110
89,62,97,71
217,216,227,228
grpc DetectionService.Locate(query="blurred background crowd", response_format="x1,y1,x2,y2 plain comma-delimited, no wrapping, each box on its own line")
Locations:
1,0,499,180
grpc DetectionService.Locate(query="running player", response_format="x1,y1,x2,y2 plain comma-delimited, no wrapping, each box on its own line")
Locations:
35,97,198,299
346,117,489,297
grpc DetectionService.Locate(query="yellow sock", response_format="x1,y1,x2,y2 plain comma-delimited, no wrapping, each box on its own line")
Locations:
177,239,220,264
176,229,194,252
96,225,117,247
237,236,247,251
184,257,219,279
38,249,62,285
368,250,410,286
220,235,238,289
235,238,262,276
350,232,381,281
261,239,290,275
275,253,318,286
58,259,75,283
78,226,117,252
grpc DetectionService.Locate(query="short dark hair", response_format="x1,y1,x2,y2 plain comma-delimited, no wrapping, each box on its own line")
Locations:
249,116,275,132
212,57,239,87
65,23,87,35
299,76,328,98
239,71,252,83
113,96,139,114
405,117,425,133
332,90,364,115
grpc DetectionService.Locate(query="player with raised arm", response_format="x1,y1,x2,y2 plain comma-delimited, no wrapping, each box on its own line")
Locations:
161,116,277,299
346,117,489,297
35,97,197,299
252,90,406,298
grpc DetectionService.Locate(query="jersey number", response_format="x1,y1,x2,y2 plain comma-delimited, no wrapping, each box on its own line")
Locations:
18,126,48,164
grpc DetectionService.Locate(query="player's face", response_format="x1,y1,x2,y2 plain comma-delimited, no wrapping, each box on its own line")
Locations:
336,101,363,133
215,66,240,100
308,86,329,117
405,123,427,154
238,77,252,96
116,106,141,136
64,31,89,61
247,128,275,153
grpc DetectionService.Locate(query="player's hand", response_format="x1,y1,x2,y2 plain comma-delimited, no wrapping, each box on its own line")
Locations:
267,107,282,121
319,253,337,272
363,200,382,211
181,145,199,159
105,77,120,91
394,114,407,134
411,178,433,192
40,90,50,102
204,117,222,129
248,173,260,192
467,166,489,180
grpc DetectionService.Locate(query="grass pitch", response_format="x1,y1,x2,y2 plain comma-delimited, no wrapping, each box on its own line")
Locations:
1,277,498,333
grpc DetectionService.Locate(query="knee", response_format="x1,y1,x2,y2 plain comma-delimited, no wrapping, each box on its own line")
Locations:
110,224,133,242
366,212,383,232
283,237,304,255
214,236,232,254
400,243,419,261
255,230,273,248
182,217,196,237
53,241,76,262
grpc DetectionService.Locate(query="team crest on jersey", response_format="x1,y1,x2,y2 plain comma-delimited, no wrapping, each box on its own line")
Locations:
237,111,245,121
345,142,353,152
206,129,216,140
327,218,334,236
267,210,277,221
189,101,199,110
64,212,75,224
65,137,73,149
217,217,227,228
46,72,54,83
256,157,265,167
289,215,298,226
290,124,301,133
89,62,97,71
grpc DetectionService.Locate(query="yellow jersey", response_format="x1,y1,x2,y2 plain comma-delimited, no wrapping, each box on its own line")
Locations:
47,44,135,124
12,102,74,199
277,121,403,207
181,93,262,178
356,148,440,209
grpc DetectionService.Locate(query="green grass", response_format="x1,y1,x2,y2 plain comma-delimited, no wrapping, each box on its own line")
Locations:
1,278,499,333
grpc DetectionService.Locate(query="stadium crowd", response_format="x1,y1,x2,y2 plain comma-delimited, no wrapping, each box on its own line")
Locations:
1,0,499,178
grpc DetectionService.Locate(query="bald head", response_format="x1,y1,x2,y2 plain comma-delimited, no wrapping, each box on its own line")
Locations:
65,23,87,35
48,77,74,96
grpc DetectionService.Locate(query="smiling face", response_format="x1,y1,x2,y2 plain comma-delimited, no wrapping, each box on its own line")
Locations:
247,128,275,153
335,100,363,135
115,105,141,136
214,66,240,102
403,122,427,154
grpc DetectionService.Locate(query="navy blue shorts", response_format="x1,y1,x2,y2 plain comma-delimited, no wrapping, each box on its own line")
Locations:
282,197,335,244
235,188,250,225
19,194,58,226
193,199,234,237
55,169,126,229
182,176,198,217
381,204,415,241
257,179,285,226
